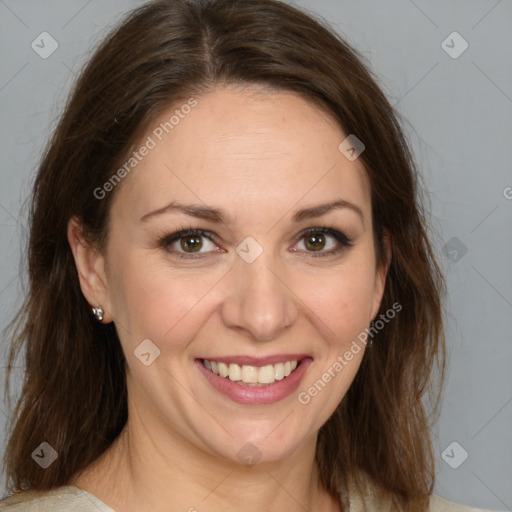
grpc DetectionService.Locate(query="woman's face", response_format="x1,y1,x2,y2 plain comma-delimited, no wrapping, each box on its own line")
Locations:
87,85,388,465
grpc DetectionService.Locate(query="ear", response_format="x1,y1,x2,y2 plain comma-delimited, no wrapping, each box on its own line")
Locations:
67,217,113,323
370,228,392,321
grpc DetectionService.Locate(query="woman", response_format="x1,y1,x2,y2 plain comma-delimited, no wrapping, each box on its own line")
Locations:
0,0,496,510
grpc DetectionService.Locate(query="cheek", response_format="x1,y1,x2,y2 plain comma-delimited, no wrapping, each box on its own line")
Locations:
107,249,226,351
293,264,375,415
299,260,377,342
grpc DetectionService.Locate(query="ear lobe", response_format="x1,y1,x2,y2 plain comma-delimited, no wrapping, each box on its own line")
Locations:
381,229,392,277
67,217,113,323
370,229,392,321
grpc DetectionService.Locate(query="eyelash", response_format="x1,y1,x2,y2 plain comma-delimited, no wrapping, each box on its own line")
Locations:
158,226,353,260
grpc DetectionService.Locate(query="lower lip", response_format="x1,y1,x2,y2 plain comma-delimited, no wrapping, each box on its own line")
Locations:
195,358,312,405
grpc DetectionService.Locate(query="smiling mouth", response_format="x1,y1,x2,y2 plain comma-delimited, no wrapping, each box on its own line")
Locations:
202,359,300,386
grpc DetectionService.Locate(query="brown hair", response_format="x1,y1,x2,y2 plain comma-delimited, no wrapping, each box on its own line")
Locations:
3,0,445,509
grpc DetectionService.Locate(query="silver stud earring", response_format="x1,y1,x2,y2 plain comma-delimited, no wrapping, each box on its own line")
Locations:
92,307,104,322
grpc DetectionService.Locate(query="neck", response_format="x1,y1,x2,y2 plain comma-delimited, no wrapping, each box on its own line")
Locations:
71,417,340,512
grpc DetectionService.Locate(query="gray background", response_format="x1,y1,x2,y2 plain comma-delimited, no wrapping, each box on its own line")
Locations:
0,0,511,509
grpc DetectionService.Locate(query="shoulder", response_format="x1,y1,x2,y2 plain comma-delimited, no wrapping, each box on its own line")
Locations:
429,495,500,512
344,472,499,512
357,491,500,512
0,485,115,511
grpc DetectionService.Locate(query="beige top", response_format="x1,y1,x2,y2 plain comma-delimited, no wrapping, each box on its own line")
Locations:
0,484,499,511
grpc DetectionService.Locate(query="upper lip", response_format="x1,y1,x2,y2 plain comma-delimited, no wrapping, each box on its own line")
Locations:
199,354,311,367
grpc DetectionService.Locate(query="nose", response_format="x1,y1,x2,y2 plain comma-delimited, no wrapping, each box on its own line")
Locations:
221,252,299,342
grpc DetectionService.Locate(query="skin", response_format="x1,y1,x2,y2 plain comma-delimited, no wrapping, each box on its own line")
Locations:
68,85,390,512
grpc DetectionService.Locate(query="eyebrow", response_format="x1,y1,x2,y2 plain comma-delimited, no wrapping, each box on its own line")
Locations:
140,198,364,225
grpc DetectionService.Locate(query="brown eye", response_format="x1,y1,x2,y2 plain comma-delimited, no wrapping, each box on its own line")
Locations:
294,227,353,257
304,233,326,251
180,235,203,252
160,229,218,257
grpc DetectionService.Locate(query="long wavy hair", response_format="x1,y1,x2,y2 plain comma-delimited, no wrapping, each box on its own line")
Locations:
3,1,445,510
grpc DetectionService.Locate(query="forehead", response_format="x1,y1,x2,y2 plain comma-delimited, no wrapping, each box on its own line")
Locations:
111,85,371,226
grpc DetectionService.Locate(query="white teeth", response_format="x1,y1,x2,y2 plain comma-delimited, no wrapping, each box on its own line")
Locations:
258,365,275,384
228,363,242,381
218,362,229,378
274,362,285,380
241,365,258,383
203,359,300,385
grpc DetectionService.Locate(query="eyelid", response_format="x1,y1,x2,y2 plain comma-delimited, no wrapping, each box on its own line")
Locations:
294,226,352,245
162,228,218,244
